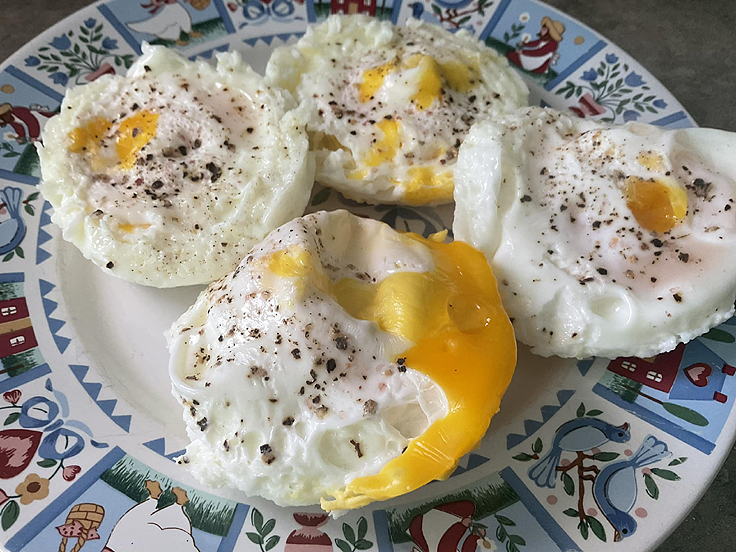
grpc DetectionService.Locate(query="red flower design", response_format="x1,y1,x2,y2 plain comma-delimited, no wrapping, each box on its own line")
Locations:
62,465,81,482
0,488,8,508
3,390,21,405
228,2,237,10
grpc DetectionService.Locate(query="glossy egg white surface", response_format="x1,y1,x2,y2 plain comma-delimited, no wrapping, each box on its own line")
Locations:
455,107,736,359
266,14,528,206
38,45,314,288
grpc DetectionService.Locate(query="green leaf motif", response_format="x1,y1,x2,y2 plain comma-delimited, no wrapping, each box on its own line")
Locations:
355,540,372,550
586,409,603,417
561,471,575,496
587,516,606,542
37,458,57,468
251,508,264,532
15,247,24,259
432,4,442,15
26,192,39,201
576,403,586,418
512,452,533,462
495,524,506,543
644,472,659,499
562,508,579,517
343,522,356,544
262,518,276,536
4,412,19,426
246,532,264,545
336,538,353,552
662,402,709,427
669,457,687,467
357,517,368,540
3,252,14,262
578,519,589,540
265,536,280,551
532,437,543,454
1,500,19,531
508,535,526,546
495,515,515,527
651,468,681,481
592,451,619,462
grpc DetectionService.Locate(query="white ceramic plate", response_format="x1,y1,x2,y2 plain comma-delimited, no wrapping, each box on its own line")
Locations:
0,1,730,551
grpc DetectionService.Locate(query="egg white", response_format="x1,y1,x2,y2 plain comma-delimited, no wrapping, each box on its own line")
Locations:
454,107,736,358
266,14,528,206
38,45,315,287
167,210,448,507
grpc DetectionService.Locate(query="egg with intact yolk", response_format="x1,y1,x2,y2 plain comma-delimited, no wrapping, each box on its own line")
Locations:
37,45,314,288
454,106,736,359
266,14,528,206
168,210,516,510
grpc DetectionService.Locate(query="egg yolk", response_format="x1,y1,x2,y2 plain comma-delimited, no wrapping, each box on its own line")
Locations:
401,167,454,205
360,58,400,103
404,55,443,110
364,119,401,167
68,117,111,155
359,55,478,110
67,110,159,170
115,110,159,170
268,235,517,511
625,176,688,233
117,223,152,233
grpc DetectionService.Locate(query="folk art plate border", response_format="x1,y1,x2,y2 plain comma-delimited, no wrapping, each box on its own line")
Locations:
0,0,729,551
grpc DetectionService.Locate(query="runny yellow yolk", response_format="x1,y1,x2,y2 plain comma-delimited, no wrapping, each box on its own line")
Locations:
625,176,688,233
67,110,159,170
358,55,478,110
268,234,517,511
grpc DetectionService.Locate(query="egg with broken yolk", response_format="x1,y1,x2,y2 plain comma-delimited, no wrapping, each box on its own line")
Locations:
37,45,314,288
168,210,516,510
266,14,528,206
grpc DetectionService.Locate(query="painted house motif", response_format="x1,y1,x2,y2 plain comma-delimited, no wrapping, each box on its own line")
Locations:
608,343,736,404
0,273,50,391
0,296,37,357
331,0,377,16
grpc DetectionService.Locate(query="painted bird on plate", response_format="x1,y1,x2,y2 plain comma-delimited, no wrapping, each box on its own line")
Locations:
0,187,26,255
410,3,441,25
528,417,631,488
593,434,670,542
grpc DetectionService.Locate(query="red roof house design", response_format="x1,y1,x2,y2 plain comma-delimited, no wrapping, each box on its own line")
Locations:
331,0,377,16
0,297,37,358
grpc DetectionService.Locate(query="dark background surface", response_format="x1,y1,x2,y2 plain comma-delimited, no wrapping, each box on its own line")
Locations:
2,0,735,550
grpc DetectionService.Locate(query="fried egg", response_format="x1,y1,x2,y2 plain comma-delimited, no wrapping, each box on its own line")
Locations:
168,210,515,510
454,107,736,359
38,45,314,287
266,15,528,206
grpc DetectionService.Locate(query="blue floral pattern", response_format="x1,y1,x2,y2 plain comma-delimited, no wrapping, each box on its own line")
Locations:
555,54,669,123
24,18,134,86
0,380,107,531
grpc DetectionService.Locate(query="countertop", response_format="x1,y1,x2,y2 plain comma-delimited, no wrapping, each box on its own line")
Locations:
1,0,734,550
